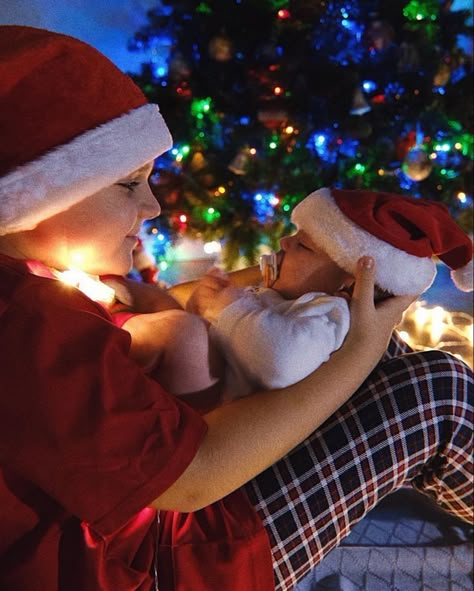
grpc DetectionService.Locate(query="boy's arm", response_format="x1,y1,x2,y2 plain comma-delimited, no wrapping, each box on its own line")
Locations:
213,292,351,389
150,259,416,513
103,276,183,313
103,265,261,312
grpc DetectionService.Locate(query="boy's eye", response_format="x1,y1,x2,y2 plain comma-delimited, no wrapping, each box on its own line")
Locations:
117,180,140,191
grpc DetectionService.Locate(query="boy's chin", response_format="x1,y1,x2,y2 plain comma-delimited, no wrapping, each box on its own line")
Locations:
87,257,133,278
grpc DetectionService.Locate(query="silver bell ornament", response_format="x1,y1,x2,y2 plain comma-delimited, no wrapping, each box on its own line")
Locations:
402,147,433,181
349,86,371,116
228,148,250,175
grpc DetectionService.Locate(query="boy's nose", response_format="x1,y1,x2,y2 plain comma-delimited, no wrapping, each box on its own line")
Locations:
140,185,161,219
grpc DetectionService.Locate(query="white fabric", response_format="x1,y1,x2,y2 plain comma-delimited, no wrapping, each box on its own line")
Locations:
211,287,350,400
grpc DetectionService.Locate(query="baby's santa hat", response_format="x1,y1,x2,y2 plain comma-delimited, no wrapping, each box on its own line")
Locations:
291,188,473,295
0,26,172,236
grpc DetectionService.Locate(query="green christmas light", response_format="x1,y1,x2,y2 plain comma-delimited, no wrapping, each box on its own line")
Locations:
403,0,439,22
354,163,366,174
203,207,221,223
196,2,212,15
191,97,212,118
270,0,289,8
171,145,191,161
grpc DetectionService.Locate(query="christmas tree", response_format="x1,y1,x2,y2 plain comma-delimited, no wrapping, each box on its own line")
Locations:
129,0,473,270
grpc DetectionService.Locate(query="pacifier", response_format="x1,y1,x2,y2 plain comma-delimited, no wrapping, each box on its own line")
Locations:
259,251,282,287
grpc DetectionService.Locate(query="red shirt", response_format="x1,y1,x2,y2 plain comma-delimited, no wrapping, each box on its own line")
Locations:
0,255,274,591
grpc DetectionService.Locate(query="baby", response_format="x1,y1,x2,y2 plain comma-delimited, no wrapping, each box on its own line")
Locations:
187,241,352,400
116,187,472,404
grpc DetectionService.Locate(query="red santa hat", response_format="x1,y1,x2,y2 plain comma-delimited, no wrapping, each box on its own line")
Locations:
291,188,473,295
0,25,172,236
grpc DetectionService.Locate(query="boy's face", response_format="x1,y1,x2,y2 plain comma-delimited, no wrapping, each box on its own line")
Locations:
272,230,351,299
1,163,159,276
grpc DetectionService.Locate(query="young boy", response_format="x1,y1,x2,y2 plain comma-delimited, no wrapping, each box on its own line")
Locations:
115,187,472,403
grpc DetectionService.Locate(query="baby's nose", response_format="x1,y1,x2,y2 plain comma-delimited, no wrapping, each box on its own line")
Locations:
279,234,293,250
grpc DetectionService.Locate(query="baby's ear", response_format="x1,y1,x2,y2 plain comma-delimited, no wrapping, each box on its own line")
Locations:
337,276,355,294
374,285,393,302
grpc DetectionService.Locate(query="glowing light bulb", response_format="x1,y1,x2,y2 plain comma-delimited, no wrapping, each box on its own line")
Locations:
55,268,115,305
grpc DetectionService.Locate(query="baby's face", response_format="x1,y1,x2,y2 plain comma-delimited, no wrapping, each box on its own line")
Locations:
271,230,350,299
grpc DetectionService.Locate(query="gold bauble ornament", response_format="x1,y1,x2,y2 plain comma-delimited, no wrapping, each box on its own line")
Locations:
402,147,433,181
208,34,234,62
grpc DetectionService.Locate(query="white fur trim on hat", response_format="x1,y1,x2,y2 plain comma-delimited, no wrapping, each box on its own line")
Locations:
291,188,437,295
451,261,473,292
0,104,172,236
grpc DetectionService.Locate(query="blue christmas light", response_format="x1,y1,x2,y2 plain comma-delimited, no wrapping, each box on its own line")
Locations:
252,192,278,222
313,1,364,64
385,82,406,99
450,66,467,84
362,80,377,93
456,192,472,208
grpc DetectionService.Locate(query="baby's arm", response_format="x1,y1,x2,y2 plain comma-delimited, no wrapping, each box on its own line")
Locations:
186,268,247,321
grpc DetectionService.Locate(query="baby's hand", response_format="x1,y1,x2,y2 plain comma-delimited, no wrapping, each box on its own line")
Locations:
187,268,245,322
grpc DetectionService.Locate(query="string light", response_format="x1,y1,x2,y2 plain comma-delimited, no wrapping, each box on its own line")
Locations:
399,301,473,368
55,268,116,305
277,9,291,19
204,241,222,254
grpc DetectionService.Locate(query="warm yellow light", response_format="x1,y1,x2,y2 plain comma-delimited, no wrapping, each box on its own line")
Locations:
398,302,473,368
55,268,115,305
430,306,445,343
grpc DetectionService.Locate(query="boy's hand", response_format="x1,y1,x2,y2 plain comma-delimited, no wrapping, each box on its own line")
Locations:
187,268,245,322
346,257,417,356
102,275,182,312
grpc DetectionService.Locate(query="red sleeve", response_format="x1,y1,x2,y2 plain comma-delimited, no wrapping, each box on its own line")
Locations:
0,278,207,535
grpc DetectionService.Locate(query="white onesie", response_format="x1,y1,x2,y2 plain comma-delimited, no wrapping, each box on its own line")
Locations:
210,287,350,400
